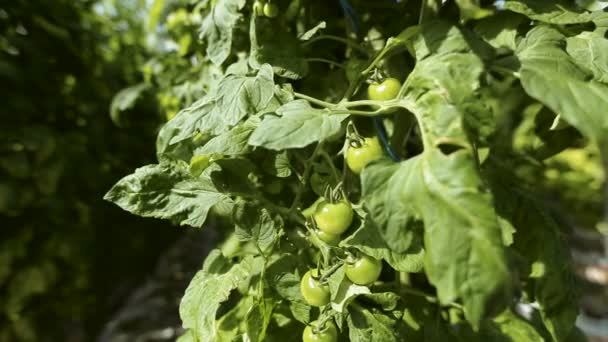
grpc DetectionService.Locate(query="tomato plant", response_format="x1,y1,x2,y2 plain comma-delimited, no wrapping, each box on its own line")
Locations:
105,0,608,341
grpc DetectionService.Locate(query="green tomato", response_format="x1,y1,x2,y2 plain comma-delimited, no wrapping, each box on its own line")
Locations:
367,77,402,101
253,1,265,16
345,254,383,285
302,320,338,342
346,137,384,175
189,154,211,177
315,229,340,245
300,269,330,306
263,3,279,18
314,201,354,235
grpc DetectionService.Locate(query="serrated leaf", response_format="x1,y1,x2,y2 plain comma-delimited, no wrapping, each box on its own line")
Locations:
390,22,509,325
249,18,308,79
248,100,348,150
200,0,247,65
180,255,262,342
517,26,608,146
157,65,275,153
566,31,608,84
245,299,274,342
216,297,253,342
474,12,523,50
342,220,425,273
346,304,408,342
103,163,233,228
502,0,601,24
234,205,281,254
327,267,370,313
262,151,292,178
195,117,259,156
364,153,510,326
216,64,275,127
487,162,579,341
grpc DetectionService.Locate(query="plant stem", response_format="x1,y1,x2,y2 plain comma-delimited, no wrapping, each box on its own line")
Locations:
290,143,323,212
303,34,369,55
306,57,346,70
293,92,335,108
320,151,341,184
399,286,464,310
319,261,343,284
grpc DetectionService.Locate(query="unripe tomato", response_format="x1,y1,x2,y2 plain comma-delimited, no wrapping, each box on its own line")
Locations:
345,254,383,285
302,320,338,342
367,78,401,101
263,3,279,18
346,137,384,175
300,269,330,306
313,201,354,235
315,229,340,245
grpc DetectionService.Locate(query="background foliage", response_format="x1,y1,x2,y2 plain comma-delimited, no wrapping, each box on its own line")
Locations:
0,0,179,340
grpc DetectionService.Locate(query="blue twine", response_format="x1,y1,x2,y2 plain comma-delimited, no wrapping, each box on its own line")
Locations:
338,0,400,162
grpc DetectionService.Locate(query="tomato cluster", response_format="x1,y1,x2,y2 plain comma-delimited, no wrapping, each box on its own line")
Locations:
297,77,403,340
253,1,279,18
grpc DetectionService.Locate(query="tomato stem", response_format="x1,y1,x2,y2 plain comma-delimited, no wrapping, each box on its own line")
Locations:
290,143,323,212
302,34,369,55
305,57,346,70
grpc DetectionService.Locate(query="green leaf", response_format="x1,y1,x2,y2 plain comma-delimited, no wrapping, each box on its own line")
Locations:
517,26,608,146
248,100,348,150
245,299,274,342
234,205,281,254
389,22,510,325
265,255,310,323
454,0,494,21
327,267,371,313
474,12,523,50
346,304,408,342
262,151,292,178
216,297,253,341
200,0,247,65
195,117,260,156
180,254,262,342
502,0,600,24
299,21,326,41
110,83,150,127
491,310,544,341
157,65,275,152
566,31,608,84
249,17,308,79
364,154,510,326
342,220,425,273
487,162,579,341
103,163,233,228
